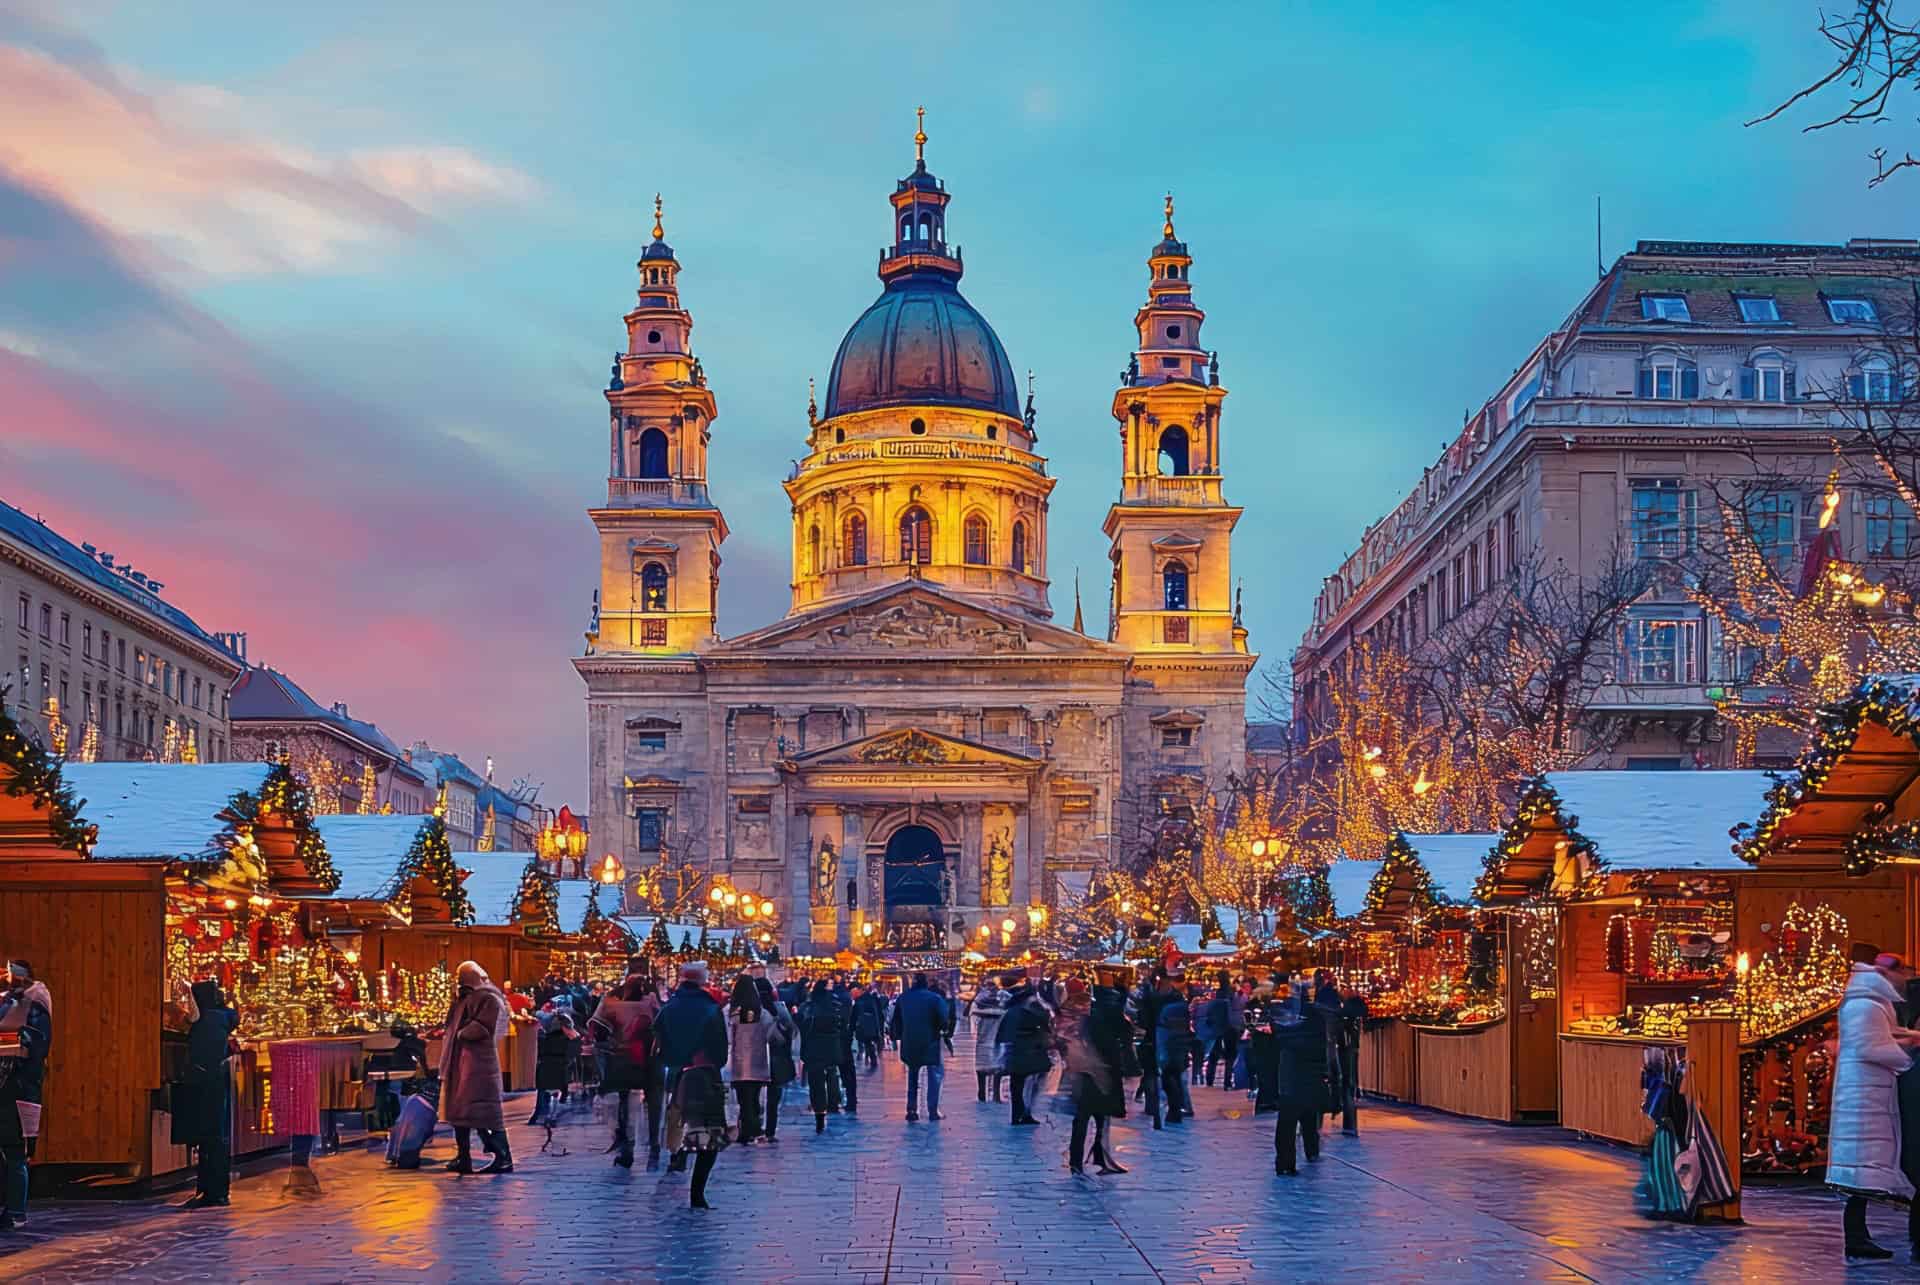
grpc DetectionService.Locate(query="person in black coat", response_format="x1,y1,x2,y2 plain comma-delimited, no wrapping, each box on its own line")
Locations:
995,974,1054,1125
1069,973,1133,1174
1155,982,1196,1124
757,977,797,1142
889,974,951,1122
531,1012,579,1124
799,979,846,1133
1274,996,1332,1175
653,963,729,1207
830,981,860,1116
179,978,238,1209
1129,968,1168,1127
852,985,886,1070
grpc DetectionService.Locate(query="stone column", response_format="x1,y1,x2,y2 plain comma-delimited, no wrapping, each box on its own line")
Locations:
960,804,984,907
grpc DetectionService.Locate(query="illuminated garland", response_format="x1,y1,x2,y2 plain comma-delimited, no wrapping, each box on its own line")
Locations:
1474,776,1599,901
0,686,97,853
402,815,472,925
515,856,562,936
1365,833,1448,917
1279,865,1334,927
1731,674,1920,871
228,763,340,892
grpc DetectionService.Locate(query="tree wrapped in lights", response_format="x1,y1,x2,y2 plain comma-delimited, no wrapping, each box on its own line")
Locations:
229,763,340,892
1363,833,1449,918
402,814,472,925
0,686,97,853
358,761,377,815
514,856,562,936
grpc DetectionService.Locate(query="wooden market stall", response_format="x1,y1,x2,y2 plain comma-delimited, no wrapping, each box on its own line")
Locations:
1727,674,1920,1179
1481,770,1770,1150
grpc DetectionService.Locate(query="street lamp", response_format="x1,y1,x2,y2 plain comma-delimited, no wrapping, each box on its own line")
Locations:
861,921,875,940
597,853,624,886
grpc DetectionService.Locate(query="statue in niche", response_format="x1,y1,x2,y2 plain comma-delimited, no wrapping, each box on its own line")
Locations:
985,828,1013,907
815,836,838,905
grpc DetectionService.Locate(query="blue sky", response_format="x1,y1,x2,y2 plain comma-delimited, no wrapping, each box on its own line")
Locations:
0,0,1900,806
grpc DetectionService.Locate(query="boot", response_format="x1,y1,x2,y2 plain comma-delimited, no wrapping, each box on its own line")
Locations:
482,1146,514,1174
1847,1197,1893,1259
978,1073,988,1103
815,1112,826,1133
1093,1145,1127,1175
645,1145,660,1171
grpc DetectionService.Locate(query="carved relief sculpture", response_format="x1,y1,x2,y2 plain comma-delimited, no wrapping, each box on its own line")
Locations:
856,730,950,765
984,827,1013,907
815,835,839,905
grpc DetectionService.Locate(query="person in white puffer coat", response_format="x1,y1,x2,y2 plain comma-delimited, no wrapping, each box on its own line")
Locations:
1828,956,1920,1260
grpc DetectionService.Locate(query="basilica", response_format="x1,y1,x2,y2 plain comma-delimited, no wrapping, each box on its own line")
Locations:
575,121,1254,954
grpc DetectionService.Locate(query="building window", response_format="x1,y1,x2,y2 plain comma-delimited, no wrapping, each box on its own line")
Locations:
1637,354,1699,399
82,622,91,659
900,506,932,563
640,561,668,611
637,427,669,479
1467,540,1481,599
1848,356,1899,403
1452,554,1466,609
14,595,24,631
1484,529,1497,586
1827,297,1878,324
1740,360,1791,402
809,524,823,575
909,417,927,435
844,512,868,566
1162,561,1190,611
117,639,126,673
634,731,667,752
39,603,50,638
1865,495,1916,558
1746,491,1813,573
635,807,666,852
1623,618,1700,684
640,618,668,647
1630,479,1697,558
1011,521,1028,574
1505,508,1520,569
1737,296,1780,323
58,613,69,646
192,676,202,710
963,515,989,564
1640,294,1692,322
1158,425,1190,476
1160,727,1193,748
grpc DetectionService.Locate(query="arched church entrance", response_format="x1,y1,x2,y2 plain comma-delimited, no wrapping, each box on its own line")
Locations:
883,824,946,949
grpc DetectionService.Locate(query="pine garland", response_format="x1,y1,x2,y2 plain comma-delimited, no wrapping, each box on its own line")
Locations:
1474,776,1599,902
1279,865,1334,928
1732,674,1920,873
515,856,562,936
404,814,472,925
0,685,96,853
1365,832,1449,917
229,763,340,892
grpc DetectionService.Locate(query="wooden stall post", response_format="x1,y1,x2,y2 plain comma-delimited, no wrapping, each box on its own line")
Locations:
1685,1016,1742,1222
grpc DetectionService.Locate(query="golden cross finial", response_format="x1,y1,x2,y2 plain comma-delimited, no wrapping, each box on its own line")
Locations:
914,106,927,164
1163,191,1175,239
652,193,664,241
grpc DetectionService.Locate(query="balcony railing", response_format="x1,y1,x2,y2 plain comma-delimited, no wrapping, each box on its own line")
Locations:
606,478,712,505
1124,474,1222,505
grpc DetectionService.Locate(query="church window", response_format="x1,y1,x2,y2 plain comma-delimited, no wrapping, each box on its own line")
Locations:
809,525,823,575
986,424,997,440
845,512,868,566
640,562,669,612
835,428,845,443
635,807,666,852
901,217,912,241
900,507,933,563
1160,727,1193,748
964,515,989,564
638,427,669,478
1163,561,1190,611
1158,425,1190,476
910,417,927,435
1011,521,1028,573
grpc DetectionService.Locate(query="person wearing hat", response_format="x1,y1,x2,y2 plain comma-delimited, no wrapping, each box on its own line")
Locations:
1829,951,1920,1258
655,960,730,1207
0,960,52,1228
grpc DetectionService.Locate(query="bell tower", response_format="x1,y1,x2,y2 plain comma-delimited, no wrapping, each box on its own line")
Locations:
1103,196,1245,656
587,197,728,654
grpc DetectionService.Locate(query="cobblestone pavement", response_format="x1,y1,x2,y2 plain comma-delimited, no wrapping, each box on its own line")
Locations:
0,1035,1904,1283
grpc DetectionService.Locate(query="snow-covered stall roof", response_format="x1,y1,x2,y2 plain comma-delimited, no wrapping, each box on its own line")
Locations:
1164,923,1241,956
65,762,270,861
618,916,740,948
1329,859,1384,920
554,880,594,934
454,853,534,926
1400,833,1499,902
310,814,432,901
1543,770,1773,871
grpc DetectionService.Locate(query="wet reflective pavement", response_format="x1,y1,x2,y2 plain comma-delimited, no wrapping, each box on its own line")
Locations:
0,1038,1901,1282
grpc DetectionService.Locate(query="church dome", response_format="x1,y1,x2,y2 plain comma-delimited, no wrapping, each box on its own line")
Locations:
823,276,1020,420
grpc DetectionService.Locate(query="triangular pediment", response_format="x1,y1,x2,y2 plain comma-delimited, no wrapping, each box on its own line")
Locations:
1150,532,1205,552
711,581,1125,658
785,727,1043,771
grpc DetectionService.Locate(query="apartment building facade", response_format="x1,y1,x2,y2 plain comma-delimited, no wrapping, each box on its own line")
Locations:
1293,238,1920,769
2,497,242,763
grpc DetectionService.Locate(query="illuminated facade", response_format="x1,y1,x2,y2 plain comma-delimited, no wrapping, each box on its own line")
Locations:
577,126,1253,953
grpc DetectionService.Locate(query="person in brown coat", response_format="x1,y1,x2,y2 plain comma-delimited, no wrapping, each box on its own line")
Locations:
439,961,511,1174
